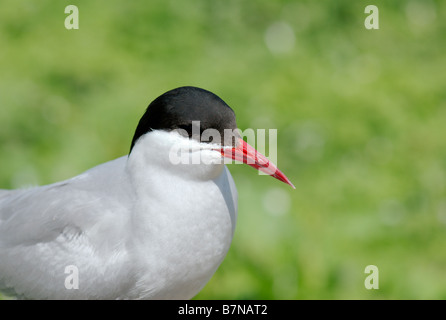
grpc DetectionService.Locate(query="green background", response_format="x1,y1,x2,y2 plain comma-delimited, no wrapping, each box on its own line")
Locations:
1,0,445,299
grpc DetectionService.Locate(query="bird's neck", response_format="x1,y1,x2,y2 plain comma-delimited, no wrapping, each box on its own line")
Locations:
124,136,235,298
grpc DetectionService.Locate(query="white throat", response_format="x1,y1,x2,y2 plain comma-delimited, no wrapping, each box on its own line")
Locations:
128,130,225,182
124,130,238,299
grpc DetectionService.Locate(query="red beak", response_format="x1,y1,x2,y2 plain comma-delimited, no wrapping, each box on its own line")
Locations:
220,138,295,189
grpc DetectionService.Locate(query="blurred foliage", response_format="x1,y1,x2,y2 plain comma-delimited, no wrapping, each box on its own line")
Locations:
1,0,446,299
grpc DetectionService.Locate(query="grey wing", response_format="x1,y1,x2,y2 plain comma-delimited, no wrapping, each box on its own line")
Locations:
0,181,134,299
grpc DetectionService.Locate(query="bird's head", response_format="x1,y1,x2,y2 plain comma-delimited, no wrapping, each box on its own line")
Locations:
129,86,294,188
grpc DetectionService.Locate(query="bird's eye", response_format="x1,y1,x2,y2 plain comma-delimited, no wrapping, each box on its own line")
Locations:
177,124,191,131
176,124,192,138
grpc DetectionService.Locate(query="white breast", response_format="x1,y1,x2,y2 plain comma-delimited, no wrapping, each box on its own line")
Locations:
124,131,238,299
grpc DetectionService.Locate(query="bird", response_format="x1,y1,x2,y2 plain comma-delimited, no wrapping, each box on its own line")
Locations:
0,86,294,299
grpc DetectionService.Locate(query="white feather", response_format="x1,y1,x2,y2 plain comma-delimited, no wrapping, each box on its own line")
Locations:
0,130,237,299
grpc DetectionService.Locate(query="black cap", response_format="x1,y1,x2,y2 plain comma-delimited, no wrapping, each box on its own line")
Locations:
130,86,238,153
